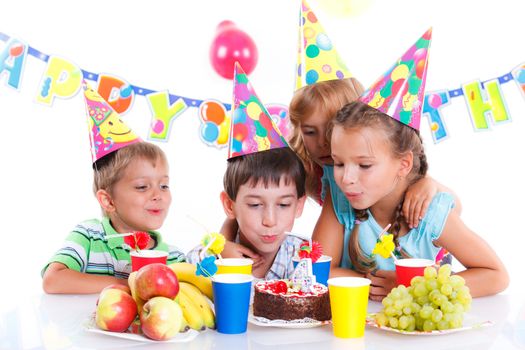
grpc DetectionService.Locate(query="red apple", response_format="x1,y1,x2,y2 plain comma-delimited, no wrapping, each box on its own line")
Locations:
135,263,179,300
140,296,183,340
95,288,137,332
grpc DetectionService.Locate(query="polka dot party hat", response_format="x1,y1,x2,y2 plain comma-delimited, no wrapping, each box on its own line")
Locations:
228,62,289,159
82,80,141,163
295,0,353,91
359,28,433,130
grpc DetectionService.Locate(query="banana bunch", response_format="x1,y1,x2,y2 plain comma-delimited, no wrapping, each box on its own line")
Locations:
176,282,215,330
127,263,215,334
168,262,214,300
169,262,215,331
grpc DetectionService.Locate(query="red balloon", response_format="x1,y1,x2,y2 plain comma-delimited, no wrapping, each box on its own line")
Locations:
209,21,258,79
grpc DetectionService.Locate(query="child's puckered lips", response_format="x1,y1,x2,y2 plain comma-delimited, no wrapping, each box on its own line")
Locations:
260,234,279,243
146,208,164,215
344,191,363,200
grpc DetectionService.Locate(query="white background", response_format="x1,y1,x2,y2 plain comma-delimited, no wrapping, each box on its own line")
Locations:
0,0,523,296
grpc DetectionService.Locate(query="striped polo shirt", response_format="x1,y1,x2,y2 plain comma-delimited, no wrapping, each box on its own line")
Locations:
42,217,185,279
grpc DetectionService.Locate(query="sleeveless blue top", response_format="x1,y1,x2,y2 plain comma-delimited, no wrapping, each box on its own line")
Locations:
322,166,455,270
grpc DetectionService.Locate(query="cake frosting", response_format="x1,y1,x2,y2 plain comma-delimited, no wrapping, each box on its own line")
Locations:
252,279,331,321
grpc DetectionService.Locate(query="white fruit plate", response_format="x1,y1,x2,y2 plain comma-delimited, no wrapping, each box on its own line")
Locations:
84,312,199,343
365,313,494,335
248,310,331,329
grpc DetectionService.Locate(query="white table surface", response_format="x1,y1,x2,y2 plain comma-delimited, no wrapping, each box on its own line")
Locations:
1,287,524,350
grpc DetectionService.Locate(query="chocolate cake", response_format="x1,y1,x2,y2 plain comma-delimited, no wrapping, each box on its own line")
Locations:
252,279,331,321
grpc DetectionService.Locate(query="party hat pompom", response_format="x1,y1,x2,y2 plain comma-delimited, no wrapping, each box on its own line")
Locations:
201,232,226,255
124,231,150,251
298,240,323,262
372,233,395,259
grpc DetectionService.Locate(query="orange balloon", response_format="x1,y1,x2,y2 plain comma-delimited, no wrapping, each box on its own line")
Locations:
200,101,226,125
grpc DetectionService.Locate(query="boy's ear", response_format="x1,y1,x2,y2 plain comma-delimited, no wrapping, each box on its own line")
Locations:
398,151,414,178
220,191,236,219
96,189,115,213
295,195,307,218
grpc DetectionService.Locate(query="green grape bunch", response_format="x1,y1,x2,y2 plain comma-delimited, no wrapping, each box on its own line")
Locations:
374,264,472,332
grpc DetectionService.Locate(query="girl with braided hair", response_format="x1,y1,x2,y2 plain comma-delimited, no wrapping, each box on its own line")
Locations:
323,101,508,300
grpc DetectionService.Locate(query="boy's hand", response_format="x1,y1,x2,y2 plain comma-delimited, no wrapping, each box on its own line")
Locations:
366,270,397,301
403,177,438,228
222,241,262,267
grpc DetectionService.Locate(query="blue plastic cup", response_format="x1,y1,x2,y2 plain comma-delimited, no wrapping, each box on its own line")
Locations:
292,255,332,286
212,273,253,334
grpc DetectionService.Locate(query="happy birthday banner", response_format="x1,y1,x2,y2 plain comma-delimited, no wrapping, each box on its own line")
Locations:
424,63,525,143
0,32,291,149
1,32,524,145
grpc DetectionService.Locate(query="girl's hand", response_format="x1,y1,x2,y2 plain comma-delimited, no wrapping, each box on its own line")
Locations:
366,270,397,301
403,177,438,228
222,241,263,267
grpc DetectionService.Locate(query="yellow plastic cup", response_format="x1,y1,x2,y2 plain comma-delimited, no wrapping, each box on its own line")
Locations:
215,258,254,275
327,277,371,338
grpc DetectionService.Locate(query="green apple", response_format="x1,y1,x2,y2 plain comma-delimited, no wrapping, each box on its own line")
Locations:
95,287,137,332
140,296,183,340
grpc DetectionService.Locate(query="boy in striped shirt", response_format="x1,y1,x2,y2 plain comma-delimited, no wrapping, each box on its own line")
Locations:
42,83,185,294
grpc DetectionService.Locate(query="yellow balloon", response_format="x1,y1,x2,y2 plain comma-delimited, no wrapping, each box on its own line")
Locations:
217,116,230,145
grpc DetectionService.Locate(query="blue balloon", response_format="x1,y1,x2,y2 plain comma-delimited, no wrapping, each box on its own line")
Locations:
202,122,219,142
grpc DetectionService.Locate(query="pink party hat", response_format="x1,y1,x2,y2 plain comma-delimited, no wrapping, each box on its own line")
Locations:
359,28,432,130
228,62,289,159
82,80,141,163
295,0,353,91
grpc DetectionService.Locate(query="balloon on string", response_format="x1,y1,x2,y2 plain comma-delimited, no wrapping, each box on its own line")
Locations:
209,20,258,79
